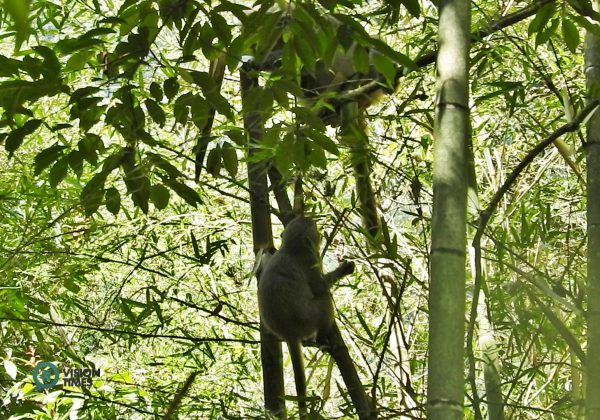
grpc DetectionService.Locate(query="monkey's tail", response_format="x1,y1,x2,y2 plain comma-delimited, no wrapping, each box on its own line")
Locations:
288,341,307,418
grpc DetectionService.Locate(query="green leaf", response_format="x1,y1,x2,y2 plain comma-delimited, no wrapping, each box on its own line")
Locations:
373,54,397,87
67,150,84,177
206,146,222,177
165,179,202,207
536,17,559,46
34,144,67,175
308,143,327,168
0,79,62,116
173,93,191,124
147,153,183,178
56,36,105,55
353,45,370,75
190,95,210,127
5,119,42,153
275,132,294,176
562,18,580,53
105,187,121,215
210,11,232,44
81,170,108,216
221,143,238,178
401,0,420,18
149,82,163,101
150,184,170,209
33,46,61,78
225,129,245,146
78,133,104,165
164,77,179,100
306,128,339,155
123,162,150,214
528,4,556,37
190,231,201,259
145,99,166,126
3,0,31,51
365,37,416,71
294,36,316,75
49,157,69,188
0,54,21,77
69,86,100,104
64,277,81,293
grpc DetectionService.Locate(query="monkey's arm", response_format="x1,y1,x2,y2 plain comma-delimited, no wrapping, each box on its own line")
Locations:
323,261,355,288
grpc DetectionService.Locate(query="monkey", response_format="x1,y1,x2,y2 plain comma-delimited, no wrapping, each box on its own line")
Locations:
257,216,355,416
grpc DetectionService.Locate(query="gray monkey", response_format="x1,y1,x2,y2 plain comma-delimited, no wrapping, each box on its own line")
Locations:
258,216,355,416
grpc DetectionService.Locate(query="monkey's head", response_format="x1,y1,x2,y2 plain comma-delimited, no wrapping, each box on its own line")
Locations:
280,216,320,253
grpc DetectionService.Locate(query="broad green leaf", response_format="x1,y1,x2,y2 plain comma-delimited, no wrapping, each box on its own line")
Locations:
105,187,121,215
69,86,100,104
78,133,104,165
401,0,421,18
165,179,202,207
353,45,370,75
49,157,69,187
33,46,61,78
3,0,31,51
210,11,232,44
56,36,105,55
363,36,416,71
225,129,245,146
528,4,556,37
81,172,107,215
145,99,166,126
174,92,192,124
150,184,170,209
206,146,222,177
536,17,560,46
0,54,22,77
306,128,339,155
123,161,150,214
34,144,67,175
221,143,238,178
164,77,179,100
147,153,183,178
562,18,580,53
275,132,294,175
5,119,42,153
149,82,163,101
64,277,81,293
308,143,327,168
0,79,62,116
190,95,210,128
67,150,84,177
373,54,396,87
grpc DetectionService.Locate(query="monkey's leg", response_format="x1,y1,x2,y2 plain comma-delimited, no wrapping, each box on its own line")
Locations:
287,341,308,418
322,323,377,420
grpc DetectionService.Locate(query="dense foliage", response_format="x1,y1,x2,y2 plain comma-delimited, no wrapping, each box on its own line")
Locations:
0,0,595,418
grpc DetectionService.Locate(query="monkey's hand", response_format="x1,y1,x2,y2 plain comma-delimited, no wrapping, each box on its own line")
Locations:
324,260,355,287
338,260,355,276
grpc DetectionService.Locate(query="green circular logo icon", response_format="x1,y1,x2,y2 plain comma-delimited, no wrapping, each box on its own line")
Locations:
32,362,59,390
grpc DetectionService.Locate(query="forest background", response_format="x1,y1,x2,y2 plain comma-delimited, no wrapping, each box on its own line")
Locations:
0,0,599,419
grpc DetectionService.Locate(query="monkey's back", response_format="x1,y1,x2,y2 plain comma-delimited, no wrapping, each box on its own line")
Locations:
258,251,333,342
